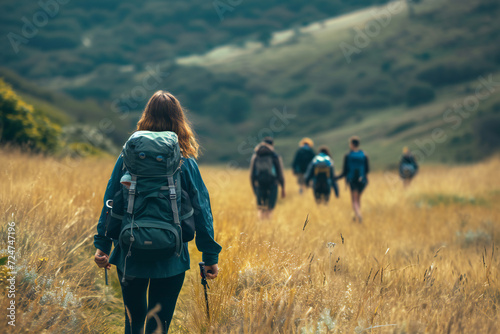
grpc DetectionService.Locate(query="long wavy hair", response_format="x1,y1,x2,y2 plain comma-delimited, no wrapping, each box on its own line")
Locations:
136,91,199,158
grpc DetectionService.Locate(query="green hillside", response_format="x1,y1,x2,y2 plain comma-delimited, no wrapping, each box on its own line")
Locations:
186,0,500,167
1,0,390,82
1,0,499,167
175,0,500,167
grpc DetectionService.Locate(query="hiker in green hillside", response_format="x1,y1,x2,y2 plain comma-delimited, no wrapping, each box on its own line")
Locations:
292,137,316,194
249,137,285,219
304,145,339,204
336,136,370,223
93,91,222,334
399,146,419,187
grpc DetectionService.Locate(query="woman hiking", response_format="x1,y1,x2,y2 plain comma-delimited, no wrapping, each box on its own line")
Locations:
292,137,316,194
336,136,370,223
304,145,339,204
93,91,222,334
249,137,285,219
399,146,419,187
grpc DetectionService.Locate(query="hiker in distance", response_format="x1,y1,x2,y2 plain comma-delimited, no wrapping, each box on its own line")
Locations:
304,145,339,204
249,137,285,219
336,136,370,223
292,137,316,194
93,91,222,334
399,146,419,187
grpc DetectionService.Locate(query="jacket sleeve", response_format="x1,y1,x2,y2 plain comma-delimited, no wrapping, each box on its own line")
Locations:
249,153,256,185
364,154,370,174
304,161,314,185
275,154,285,188
184,158,222,266
330,166,339,197
336,154,348,180
292,150,299,173
94,154,123,255
411,155,419,171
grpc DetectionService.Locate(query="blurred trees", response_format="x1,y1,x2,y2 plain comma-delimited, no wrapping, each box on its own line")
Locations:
203,90,252,123
474,115,500,152
0,79,61,152
406,85,435,107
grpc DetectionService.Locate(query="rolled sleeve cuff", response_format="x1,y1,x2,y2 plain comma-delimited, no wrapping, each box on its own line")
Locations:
94,235,112,255
202,253,219,266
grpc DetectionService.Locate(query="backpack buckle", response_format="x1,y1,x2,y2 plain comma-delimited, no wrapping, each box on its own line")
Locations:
169,185,176,200
129,181,136,195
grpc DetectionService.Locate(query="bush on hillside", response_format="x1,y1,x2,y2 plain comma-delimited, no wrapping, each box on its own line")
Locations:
406,84,436,107
416,62,493,87
317,82,347,97
0,79,61,152
474,115,500,150
203,90,252,124
298,98,332,115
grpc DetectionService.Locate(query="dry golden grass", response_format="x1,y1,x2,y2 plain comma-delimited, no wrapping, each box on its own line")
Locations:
1,149,499,333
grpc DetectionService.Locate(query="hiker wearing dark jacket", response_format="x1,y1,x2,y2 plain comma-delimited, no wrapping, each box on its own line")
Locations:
399,146,418,187
292,137,316,194
336,136,369,223
304,146,339,204
93,91,221,334
249,137,285,219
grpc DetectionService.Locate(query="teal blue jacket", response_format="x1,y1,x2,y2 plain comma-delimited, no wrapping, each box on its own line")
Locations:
94,155,222,278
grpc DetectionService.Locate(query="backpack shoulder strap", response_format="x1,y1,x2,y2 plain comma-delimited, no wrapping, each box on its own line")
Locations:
167,165,183,256
126,174,137,214
167,174,181,228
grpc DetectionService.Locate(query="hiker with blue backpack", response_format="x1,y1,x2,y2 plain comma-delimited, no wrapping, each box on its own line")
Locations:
249,137,285,219
336,136,370,223
93,91,222,334
292,137,316,194
304,145,339,204
399,146,419,187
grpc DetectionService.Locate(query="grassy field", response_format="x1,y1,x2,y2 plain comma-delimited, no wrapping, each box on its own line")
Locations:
0,150,499,333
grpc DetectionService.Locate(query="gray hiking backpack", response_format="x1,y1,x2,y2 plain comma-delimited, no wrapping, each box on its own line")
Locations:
254,145,277,187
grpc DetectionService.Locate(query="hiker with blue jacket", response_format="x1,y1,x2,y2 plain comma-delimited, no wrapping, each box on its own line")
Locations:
93,91,222,334
336,136,370,223
249,137,285,219
292,137,316,194
399,146,418,187
304,145,339,204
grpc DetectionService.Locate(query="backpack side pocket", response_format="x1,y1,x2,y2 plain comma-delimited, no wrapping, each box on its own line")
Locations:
105,190,125,240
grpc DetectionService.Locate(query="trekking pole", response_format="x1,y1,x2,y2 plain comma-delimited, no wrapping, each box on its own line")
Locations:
198,262,210,320
104,200,113,286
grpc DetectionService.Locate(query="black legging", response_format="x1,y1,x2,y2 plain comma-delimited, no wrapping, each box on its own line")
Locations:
117,269,185,334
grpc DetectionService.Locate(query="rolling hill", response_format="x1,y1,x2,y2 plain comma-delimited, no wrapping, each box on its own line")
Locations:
1,0,499,167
